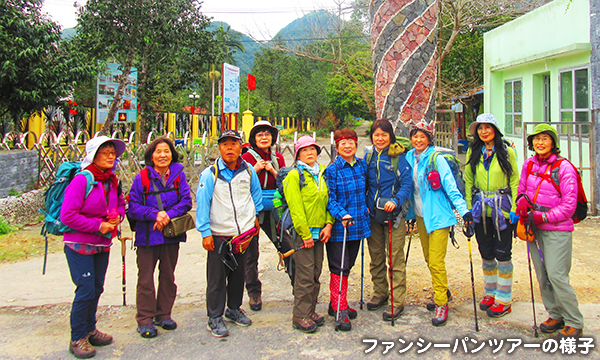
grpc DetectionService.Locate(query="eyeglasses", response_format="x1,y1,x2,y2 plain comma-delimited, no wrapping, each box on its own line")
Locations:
256,132,272,139
97,150,116,157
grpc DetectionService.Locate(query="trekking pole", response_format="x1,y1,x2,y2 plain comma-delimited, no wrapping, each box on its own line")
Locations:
526,239,539,338
359,237,365,310
277,239,321,268
463,223,479,332
405,219,415,263
118,236,132,306
388,213,395,326
335,217,354,331
42,233,48,275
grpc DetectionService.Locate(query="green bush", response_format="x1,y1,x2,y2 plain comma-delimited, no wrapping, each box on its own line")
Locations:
8,189,21,197
0,216,14,235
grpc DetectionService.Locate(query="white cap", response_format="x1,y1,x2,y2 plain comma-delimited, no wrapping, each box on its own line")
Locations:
81,136,126,169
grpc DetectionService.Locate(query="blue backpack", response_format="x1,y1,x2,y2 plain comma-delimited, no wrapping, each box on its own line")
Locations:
39,161,95,236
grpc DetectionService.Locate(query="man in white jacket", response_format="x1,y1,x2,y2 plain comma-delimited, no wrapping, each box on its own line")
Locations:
196,129,263,338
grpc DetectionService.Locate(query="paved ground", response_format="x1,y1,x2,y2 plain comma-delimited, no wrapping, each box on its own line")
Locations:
0,122,598,359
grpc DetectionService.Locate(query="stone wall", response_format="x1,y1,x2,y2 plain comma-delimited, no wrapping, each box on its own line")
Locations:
0,150,38,199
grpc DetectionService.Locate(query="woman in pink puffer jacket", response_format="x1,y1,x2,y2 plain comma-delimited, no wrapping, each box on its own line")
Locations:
516,123,583,339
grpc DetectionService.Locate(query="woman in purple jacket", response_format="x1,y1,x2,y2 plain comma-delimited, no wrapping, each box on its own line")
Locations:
61,136,126,359
517,123,584,339
128,137,192,339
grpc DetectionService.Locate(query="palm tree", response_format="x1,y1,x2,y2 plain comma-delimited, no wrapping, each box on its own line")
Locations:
209,24,245,116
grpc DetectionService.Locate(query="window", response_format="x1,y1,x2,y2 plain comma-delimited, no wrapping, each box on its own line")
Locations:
504,79,522,135
560,66,590,134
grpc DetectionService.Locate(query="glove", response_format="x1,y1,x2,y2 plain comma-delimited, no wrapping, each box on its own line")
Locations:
509,212,519,224
516,197,531,218
533,212,545,225
463,212,473,224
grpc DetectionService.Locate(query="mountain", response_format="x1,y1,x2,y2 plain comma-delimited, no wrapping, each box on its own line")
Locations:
59,11,336,76
220,11,336,74
271,10,337,49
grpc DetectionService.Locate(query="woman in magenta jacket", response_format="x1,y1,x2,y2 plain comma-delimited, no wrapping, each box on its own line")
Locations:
517,123,584,339
61,136,126,358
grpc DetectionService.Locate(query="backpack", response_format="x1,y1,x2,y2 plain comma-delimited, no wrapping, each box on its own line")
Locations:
272,165,306,232
270,165,307,285
525,157,588,223
428,151,466,198
39,161,95,237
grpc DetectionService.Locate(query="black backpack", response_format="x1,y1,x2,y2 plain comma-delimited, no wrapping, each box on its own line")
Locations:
270,164,307,286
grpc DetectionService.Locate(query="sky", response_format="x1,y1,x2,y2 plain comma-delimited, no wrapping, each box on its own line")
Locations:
41,0,354,41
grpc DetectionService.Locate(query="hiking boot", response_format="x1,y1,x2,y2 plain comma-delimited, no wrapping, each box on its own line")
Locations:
432,304,448,327
540,318,565,333
137,324,158,339
558,326,583,339
153,318,177,330
366,295,388,311
249,295,262,311
328,302,357,319
207,317,229,338
69,337,96,359
309,312,325,327
383,305,404,321
224,308,252,327
87,329,113,346
426,289,453,311
292,316,317,333
487,303,511,318
334,309,352,331
479,295,495,311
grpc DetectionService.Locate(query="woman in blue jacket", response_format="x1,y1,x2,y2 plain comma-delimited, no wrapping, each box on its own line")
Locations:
364,119,412,322
128,137,192,338
405,121,472,327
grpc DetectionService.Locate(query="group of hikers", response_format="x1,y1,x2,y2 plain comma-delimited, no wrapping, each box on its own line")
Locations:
58,114,584,358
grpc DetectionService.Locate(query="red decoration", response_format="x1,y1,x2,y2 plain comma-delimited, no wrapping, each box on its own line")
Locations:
248,74,256,90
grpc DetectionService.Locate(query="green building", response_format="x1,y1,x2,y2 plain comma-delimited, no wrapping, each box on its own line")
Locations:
483,0,596,209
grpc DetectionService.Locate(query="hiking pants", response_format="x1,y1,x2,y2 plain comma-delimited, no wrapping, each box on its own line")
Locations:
292,235,324,318
65,246,109,341
135,243,180,326
530,230,584,330
245,211,275,298
416,216,450,306
367,219,407,308
206,236,246,319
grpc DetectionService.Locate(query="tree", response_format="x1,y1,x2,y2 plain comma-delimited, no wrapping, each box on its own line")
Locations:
0,0,97,135
74,0,214,134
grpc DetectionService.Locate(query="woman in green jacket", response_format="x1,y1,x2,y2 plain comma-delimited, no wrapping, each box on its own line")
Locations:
464,113,520,318
283,135,334,333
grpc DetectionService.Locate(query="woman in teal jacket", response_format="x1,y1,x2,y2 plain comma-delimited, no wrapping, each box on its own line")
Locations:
405,121,472,327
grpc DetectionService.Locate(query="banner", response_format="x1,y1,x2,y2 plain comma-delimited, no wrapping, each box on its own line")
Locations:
96,62,138,123
222,63,240,114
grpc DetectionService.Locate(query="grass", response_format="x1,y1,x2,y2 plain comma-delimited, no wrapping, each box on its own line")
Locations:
0,224,63,263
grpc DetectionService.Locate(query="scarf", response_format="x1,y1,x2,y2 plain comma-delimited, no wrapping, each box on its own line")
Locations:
86,163,118,196
482,146,495,171
297,160,320,182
